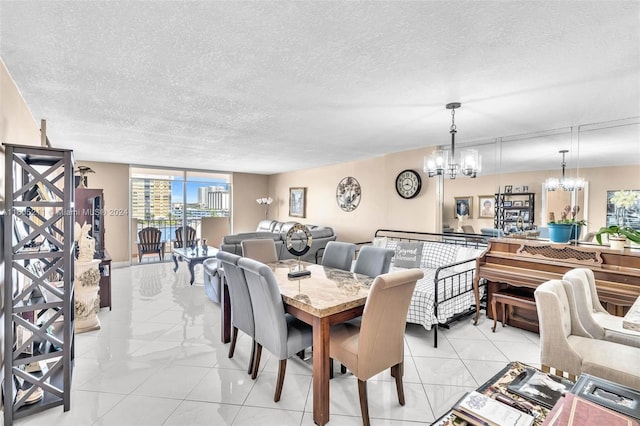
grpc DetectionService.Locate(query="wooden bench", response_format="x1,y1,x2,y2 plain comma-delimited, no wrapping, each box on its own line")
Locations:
491,288,537,332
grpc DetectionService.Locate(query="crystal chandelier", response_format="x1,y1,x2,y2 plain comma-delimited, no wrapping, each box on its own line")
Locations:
544,150,585,191
423,102,480,179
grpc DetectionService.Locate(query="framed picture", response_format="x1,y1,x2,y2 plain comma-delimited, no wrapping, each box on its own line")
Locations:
572,373,640,419
507,367,574,409
522,185,529,192
606,189,640,230
524,200,530,207
522,211,530,221
289,187,307,218
502,201,512,208
454,196,472,218
504,209,520,220
515,186,522,193
504,185,513,193
478,195,495,218
513,200,524,207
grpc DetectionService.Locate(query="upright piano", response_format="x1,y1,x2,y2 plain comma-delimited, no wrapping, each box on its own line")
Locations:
474,238,640,332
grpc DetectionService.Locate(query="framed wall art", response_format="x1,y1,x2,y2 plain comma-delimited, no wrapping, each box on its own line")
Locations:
289,187,306,218
478,195,495,218
454,196,472,218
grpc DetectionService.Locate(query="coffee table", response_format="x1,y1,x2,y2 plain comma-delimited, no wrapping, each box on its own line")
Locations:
172,246,218,285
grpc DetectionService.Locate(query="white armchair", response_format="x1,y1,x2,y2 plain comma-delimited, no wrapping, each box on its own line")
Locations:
535,279,640,389
563,268,640,348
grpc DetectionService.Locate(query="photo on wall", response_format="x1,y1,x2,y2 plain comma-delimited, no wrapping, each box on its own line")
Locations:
478,195,495,218
606,190,640,230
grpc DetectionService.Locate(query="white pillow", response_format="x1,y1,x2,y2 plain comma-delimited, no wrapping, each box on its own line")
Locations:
452,246,482,272
372,236,388,248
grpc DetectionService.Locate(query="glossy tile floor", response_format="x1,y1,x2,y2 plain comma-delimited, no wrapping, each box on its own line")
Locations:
10,262,541,425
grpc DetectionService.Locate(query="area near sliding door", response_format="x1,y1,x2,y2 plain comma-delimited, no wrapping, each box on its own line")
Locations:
130,167,231,264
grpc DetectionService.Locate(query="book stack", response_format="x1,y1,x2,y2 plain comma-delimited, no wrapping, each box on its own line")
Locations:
453,391,535,426
543,393,639,426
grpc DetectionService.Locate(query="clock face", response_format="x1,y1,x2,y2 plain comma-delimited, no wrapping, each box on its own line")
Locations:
395,169,422,199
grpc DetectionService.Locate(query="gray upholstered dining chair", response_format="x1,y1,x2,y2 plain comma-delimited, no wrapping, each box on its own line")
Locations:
329,269,424,426
321,241,357,271
216,251,256,374
241,238,279,264
237,257,313,402
563,268,640,348
534,279,640,388
353,246,395,278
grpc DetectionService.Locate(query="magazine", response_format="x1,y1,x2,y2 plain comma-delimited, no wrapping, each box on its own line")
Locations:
453,391,534,426
507,368,574,409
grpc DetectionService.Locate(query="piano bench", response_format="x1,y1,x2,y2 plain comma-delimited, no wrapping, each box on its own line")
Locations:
491,288,537,332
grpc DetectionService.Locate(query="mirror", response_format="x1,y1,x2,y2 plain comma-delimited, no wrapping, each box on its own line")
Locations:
441,116,639,240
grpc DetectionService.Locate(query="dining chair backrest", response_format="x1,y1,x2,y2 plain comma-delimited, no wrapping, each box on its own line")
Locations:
357,268,422,380
241,239,279,264
216,251,254,336
353,246,395,278
238,257,289,359
321,241,357,271
175,226,197,248
562,269,605,339
138,227,162,250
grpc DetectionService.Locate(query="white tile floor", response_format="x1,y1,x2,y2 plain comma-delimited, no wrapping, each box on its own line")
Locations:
9,262,541,425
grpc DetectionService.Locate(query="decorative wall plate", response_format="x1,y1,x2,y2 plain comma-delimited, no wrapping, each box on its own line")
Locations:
336,176,361,212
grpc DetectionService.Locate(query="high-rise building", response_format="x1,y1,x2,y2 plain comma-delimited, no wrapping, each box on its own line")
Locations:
198,185,230,211
131,179,171,220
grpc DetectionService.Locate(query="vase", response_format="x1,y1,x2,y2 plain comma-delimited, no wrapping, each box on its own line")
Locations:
75,259,101,333
548,223,573,243
609,237,627,250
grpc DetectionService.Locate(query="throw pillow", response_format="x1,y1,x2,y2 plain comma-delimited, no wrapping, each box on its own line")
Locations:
394,242,424,268
372,236,388,248
421,242,457,268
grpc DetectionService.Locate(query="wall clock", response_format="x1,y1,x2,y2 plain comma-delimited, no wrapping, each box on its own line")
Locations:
395,169,422,199
336,176,361,212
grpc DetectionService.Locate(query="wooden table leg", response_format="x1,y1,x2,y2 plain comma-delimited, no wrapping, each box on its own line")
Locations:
312,316,330,425
220,279,231,343
491,298,497,332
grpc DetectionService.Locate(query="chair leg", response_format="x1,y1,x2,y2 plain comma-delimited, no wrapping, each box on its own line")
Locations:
357,379,370,426
251,344,262,380
391,362,405,406
228,327,238,358
329,358,334,379
248,339,256,375
274,359,287,402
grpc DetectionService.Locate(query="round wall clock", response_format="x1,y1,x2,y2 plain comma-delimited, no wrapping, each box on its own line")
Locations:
395,169,422,199
336,176,361,212
285,223,313,257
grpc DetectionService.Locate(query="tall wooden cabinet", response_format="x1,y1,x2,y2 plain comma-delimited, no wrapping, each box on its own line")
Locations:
3,144,75,424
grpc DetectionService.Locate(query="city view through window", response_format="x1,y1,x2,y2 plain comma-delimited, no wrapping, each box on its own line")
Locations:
131,168,231,262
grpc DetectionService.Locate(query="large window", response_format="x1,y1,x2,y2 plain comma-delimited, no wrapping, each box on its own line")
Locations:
130,167,231,263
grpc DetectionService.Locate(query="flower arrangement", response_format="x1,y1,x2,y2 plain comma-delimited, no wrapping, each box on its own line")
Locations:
596,190,640,245
548,205,586,226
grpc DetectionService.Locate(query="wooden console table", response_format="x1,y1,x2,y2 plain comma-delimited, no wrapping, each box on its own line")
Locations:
474,239,640,332
99,251,112,310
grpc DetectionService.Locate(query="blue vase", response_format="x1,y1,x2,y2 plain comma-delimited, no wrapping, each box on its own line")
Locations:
548,223,573,243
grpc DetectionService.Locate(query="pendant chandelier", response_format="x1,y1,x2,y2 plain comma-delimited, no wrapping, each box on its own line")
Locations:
544,149,585,191
423,102,480,179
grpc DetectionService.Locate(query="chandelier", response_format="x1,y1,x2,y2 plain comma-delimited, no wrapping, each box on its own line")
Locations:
423,102,480,179
544,150,585,191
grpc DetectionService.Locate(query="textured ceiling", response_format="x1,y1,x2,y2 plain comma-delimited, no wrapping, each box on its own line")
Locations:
1,1,638,175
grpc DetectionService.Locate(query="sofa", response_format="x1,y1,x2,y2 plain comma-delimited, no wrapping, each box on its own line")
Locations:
219,220,336,263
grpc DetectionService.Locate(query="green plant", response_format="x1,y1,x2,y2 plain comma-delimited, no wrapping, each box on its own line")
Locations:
595,225,640,245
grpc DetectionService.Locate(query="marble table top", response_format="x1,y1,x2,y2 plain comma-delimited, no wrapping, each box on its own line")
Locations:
623,295,640,332
267,259,374,318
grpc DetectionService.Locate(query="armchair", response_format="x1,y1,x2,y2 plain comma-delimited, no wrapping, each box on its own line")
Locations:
534,279,640,388
137,227,165,262
174,226,198,248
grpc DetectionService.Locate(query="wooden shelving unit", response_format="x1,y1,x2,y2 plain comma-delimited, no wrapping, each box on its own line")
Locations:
3,144,75,425
494,192,536,232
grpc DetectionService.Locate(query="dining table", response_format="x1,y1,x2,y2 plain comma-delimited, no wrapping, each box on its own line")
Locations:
219,258,374,425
